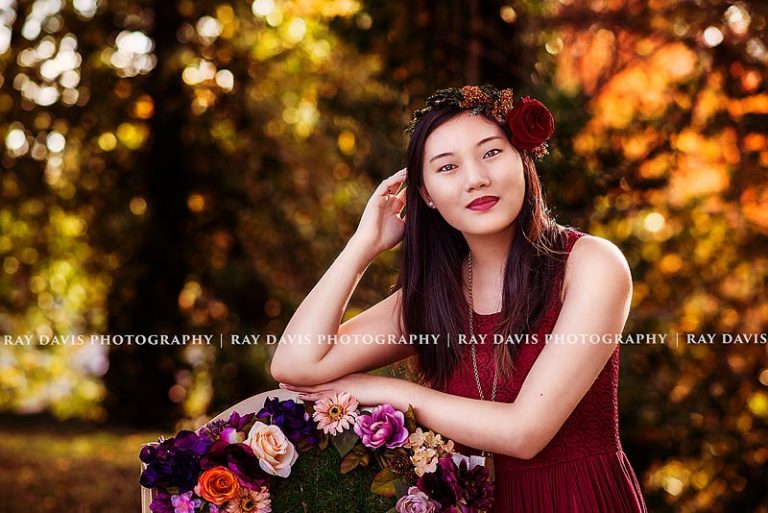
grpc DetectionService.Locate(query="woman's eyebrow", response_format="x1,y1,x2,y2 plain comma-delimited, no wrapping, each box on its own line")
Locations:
428,136,503,164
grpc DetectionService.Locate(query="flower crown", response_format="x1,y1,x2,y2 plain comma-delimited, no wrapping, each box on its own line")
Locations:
404,84,555,159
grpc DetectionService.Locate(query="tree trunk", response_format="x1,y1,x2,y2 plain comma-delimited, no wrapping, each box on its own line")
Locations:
104,1,189,429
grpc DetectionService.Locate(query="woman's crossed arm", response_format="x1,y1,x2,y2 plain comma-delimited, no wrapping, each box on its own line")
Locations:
283,235,632,460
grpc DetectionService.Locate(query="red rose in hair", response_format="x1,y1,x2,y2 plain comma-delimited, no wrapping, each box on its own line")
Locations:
505,96,555,151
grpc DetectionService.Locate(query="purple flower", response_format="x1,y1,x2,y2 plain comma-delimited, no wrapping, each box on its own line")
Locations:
353,404,409,449
219,427,245,444
396,486,440,513
201,411,255,441
200,441,269,490
228,411,256,431
256,397,319,449
417,456,459,508
140,431,213,492
452,456,494,511
416,455,494,512
149,490,174,513
170,491,201,513
183,431,213,454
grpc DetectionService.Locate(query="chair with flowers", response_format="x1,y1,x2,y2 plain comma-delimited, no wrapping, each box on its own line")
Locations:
139,389,495,513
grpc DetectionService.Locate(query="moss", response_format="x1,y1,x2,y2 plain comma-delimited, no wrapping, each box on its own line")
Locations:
269,445,397,513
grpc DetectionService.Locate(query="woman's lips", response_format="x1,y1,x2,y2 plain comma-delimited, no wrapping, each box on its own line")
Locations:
466,196,499,211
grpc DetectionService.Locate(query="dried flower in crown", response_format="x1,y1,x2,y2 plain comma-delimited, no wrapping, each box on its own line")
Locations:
404,83,555,160
458,85,492,110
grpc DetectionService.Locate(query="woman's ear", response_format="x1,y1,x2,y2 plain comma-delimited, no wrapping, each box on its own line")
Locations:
418,185,434,208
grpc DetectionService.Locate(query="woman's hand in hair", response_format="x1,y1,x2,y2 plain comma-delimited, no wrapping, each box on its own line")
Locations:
350,167,407,259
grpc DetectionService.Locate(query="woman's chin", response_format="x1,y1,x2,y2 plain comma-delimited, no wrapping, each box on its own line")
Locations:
459,220,516,237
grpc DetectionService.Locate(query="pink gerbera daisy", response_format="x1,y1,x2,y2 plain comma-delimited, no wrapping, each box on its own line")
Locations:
312,392,359,435
224,485,271,513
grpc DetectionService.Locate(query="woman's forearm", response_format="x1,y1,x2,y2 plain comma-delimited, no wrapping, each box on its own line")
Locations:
270,237,375,382
387,378,531,460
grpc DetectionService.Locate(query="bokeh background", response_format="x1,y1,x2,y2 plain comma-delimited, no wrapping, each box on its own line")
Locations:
1,0,767,511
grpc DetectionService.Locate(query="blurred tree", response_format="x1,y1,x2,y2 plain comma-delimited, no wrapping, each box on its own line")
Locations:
537,0,768,511
1,0,408,428
102,0,193,427
2,0,767,510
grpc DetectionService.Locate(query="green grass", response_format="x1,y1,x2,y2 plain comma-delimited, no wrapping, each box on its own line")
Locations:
0,417,161,513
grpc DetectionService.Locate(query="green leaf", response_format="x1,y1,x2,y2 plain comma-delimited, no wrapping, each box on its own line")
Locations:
296,438,314,453
404,404,417,433
331,428,360,458
340,443,371,474
370,467,399,497
394,477,411,498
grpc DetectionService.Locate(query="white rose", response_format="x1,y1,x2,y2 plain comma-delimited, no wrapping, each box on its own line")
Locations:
245,421,298,478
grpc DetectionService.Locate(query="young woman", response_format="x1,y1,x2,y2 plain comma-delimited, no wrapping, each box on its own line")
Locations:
271,85,648,512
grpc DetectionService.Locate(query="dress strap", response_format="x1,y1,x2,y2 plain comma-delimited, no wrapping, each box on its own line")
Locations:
564,226,586,252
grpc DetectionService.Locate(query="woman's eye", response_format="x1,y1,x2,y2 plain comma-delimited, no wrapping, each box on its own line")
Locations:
437,164,456,173
484,149,502,158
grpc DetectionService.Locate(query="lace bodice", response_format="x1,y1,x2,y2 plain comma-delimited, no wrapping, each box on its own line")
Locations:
438,228,622,470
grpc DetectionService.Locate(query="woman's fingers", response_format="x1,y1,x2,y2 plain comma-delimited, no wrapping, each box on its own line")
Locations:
279,382,315,392
278,384,333,402
280,382,337,399
380,168,407,195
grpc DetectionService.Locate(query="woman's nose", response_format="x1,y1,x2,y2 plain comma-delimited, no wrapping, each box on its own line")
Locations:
464,163,490,191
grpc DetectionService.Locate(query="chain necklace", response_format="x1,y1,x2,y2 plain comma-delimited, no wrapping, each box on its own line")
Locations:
467,252,497,481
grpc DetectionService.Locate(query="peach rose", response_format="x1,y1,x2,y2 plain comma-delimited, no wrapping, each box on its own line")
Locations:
245,421,298,478
193,466,240,506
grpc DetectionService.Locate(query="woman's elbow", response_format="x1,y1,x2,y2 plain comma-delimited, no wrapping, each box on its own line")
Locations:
270,358,321,386
269,358,289,383
516,443,542,460
270,358,302,384
501,422,543,460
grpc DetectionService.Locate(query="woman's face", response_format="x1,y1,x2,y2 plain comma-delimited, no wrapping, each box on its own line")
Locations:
419,111,526,235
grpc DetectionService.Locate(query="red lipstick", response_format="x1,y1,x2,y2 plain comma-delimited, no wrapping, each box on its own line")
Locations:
466,195,499,211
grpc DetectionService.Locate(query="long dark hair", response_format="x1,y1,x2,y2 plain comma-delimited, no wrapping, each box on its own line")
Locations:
392,104,572,390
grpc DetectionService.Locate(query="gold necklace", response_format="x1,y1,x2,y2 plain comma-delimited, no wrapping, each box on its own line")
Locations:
467,252,497,481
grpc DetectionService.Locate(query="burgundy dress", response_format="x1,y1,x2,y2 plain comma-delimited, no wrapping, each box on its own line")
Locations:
437,228,648,513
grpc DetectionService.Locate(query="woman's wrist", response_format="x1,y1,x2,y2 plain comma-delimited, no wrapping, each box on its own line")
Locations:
375,376,418,413
344,234,380,267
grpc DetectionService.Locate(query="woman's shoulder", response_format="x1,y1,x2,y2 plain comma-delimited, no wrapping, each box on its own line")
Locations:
559,228,632,302
568,232,628,267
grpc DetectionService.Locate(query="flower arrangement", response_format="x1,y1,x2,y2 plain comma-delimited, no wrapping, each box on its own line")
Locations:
140,392,494,513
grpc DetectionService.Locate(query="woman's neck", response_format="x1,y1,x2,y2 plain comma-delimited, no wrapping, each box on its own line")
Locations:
462,224,515,313
464,224,514,276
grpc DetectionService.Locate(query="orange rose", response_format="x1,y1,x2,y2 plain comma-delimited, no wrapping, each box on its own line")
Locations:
194,466,240,506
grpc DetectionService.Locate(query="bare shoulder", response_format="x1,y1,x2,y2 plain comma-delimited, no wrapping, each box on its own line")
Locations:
561,234,632,303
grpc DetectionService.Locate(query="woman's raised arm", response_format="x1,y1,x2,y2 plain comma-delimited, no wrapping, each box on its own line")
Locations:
270,168,412,386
